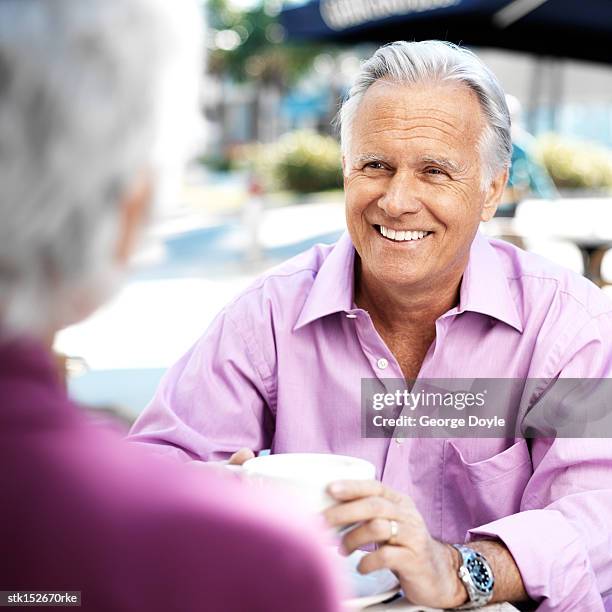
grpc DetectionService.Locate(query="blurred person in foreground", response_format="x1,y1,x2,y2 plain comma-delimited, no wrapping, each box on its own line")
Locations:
131,41,612,610
0,1,343,610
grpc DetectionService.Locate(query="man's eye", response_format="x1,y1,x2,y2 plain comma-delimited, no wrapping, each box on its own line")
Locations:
425,167,446,176
364,162,386,170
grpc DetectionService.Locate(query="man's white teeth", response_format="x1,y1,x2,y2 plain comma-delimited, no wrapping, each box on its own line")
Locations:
379,226,429,242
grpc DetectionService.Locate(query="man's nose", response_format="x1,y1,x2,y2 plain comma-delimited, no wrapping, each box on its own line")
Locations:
377,171,423,218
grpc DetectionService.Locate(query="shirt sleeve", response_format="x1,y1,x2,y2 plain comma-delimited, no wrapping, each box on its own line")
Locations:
127,300,276,462
469,311,612,611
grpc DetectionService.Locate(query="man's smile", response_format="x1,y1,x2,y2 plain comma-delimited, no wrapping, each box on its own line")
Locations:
373,224,433,244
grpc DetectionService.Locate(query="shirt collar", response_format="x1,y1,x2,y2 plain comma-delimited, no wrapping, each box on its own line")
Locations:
294,232,356,330
294,230,523,333
456,231,523,332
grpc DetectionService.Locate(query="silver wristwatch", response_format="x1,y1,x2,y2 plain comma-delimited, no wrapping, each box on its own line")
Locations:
452,544,495,609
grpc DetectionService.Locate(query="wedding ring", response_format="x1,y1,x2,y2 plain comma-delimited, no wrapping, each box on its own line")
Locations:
387,519,399,545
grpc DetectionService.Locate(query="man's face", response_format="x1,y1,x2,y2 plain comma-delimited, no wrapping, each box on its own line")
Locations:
344,80,506,293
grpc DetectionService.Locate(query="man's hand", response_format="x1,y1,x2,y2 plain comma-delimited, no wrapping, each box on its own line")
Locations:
324,480,529,608
188,448,255,477
324,479,468,609
228,448,255,465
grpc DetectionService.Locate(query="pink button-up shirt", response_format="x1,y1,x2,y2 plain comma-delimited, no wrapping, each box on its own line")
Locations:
130,231,612,611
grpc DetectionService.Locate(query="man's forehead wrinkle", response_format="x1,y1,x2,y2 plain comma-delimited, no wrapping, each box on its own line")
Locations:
357,113,479,139
363,89,486,134
351,134,475,168
361,106,466,133
391,118,464,138
357,120,471,146
357,128,465,148
408,115,464,134
389,109,467,132
359,116,459,132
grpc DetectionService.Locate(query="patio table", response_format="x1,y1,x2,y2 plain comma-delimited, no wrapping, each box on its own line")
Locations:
363,598,519,611
510,198,612,285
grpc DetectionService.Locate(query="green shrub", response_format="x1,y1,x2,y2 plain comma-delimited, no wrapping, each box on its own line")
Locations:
239,131,343,194
536,134,612,191
257,130,343,193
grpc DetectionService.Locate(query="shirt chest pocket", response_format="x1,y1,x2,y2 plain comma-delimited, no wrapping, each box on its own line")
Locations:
441,439,532,542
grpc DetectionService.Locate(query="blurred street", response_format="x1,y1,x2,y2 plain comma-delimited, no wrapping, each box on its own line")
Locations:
55,175,345,418
54,0,612,422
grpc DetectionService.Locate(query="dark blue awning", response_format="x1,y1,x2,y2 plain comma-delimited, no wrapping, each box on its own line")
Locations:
281,0,612,64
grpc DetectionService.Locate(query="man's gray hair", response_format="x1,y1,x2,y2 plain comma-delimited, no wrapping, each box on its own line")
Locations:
338,40,512,188
0,0,202,336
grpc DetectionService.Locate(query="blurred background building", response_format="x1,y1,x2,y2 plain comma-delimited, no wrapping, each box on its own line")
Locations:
55,0,612,423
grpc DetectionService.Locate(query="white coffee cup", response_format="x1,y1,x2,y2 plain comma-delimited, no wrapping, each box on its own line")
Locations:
240,452,376,514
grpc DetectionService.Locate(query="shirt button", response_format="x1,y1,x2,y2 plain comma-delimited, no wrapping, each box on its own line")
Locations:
377,358,388,370
395,437,405,445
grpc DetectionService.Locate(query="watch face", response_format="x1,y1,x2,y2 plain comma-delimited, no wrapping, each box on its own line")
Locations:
467,554,494,593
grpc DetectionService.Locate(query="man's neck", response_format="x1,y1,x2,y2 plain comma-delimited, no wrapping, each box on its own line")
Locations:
355,265,463,333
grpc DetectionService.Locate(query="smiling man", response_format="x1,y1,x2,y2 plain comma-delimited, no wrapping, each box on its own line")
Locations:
343,77,506,382
130,41,612,610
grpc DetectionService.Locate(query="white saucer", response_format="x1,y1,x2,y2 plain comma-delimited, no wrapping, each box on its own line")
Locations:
344,588,402,610
342,549,400,599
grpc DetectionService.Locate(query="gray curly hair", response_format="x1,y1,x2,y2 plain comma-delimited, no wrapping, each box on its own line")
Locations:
0,0,202,337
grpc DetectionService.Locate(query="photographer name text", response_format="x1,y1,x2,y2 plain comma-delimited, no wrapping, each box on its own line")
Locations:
371,414,506,429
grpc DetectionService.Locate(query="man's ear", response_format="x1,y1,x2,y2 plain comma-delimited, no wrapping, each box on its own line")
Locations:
114,173,152,265
342,155,348,188
480,167,509,222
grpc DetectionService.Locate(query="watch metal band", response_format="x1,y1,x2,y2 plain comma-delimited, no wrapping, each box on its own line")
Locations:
452,544,495,610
